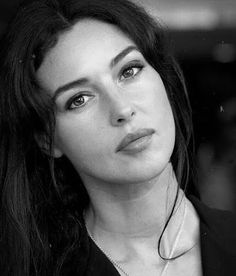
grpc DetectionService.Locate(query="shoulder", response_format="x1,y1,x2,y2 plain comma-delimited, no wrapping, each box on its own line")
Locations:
57,223,119,276
188,195,236,275
188,195,236,249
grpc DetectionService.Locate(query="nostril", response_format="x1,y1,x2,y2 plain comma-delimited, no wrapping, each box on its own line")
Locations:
117,118,124,123
111,108,136,126
117,111,135,123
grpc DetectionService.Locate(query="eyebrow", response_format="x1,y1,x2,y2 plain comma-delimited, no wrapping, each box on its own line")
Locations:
52,45,139,101
110,45,138,68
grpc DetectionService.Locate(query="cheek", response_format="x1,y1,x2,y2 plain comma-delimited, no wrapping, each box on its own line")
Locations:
54,115,94,158
140,75,173,121
144,75,175,148
54,114,111,169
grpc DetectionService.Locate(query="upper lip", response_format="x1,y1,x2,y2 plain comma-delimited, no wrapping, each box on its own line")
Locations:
116,128,155,152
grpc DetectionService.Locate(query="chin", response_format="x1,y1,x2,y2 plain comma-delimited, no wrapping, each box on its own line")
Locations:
105,158,171,185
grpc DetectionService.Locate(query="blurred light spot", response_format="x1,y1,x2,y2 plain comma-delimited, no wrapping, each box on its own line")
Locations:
220,106,224,112
213,43,236,63
218,97,236,123
140,0,236,30
151,8,219,30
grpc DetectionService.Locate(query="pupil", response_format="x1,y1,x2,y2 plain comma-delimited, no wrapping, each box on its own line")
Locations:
124,68,133,78
75,96,84,105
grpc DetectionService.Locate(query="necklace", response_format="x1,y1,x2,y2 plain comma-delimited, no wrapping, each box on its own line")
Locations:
84,198,187,276
86,226,130,276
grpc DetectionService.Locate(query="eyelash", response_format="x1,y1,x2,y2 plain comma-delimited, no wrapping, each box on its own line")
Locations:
65,62,144,111
120,62,144,81
66,94,93,110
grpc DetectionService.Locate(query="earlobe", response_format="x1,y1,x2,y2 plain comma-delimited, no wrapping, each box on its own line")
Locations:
53,147,63,158
35,134,63,158
40,143,63,158
53,134,63,158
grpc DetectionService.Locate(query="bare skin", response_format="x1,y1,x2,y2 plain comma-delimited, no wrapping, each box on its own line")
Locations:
83,163,183,275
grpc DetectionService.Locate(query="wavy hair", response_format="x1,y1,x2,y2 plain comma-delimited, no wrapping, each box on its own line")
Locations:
0,0,194,275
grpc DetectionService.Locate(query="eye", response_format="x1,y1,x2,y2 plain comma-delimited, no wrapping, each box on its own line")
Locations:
120,63,144,81
66,94,94,110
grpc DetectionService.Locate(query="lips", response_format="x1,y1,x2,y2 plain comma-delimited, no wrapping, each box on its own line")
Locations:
116,128,155,153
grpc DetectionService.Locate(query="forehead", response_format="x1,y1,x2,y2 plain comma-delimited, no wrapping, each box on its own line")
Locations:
36,19,136,92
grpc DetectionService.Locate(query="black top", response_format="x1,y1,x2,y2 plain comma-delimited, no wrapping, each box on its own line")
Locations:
189,196,236,276
61,196,236,275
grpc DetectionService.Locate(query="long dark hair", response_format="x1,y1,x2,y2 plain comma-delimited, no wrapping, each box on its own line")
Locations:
0,0,194,275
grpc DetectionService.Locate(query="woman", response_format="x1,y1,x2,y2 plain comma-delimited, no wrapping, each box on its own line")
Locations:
0,0,235,275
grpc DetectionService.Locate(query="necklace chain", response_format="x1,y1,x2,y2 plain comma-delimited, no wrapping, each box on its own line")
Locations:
85,198,187,276
86,228,131,276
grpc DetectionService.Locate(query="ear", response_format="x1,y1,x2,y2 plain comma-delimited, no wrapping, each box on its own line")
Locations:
35,134,63,158
53,146,63,158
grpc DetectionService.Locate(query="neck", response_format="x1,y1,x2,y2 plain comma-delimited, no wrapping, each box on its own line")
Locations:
83,163,181,239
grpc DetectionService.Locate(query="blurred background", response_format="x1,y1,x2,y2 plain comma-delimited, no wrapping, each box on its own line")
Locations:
0,0,236,212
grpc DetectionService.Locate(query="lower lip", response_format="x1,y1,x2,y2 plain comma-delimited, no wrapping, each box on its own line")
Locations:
119,134,153,154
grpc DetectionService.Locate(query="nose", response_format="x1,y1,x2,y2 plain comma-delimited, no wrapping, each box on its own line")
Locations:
109,92,136,127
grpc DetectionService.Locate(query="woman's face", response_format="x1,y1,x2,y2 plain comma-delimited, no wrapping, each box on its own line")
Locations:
36,19,175,185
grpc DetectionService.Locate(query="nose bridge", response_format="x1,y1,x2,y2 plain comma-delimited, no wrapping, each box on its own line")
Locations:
104,80,135,126
109,85,128,110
